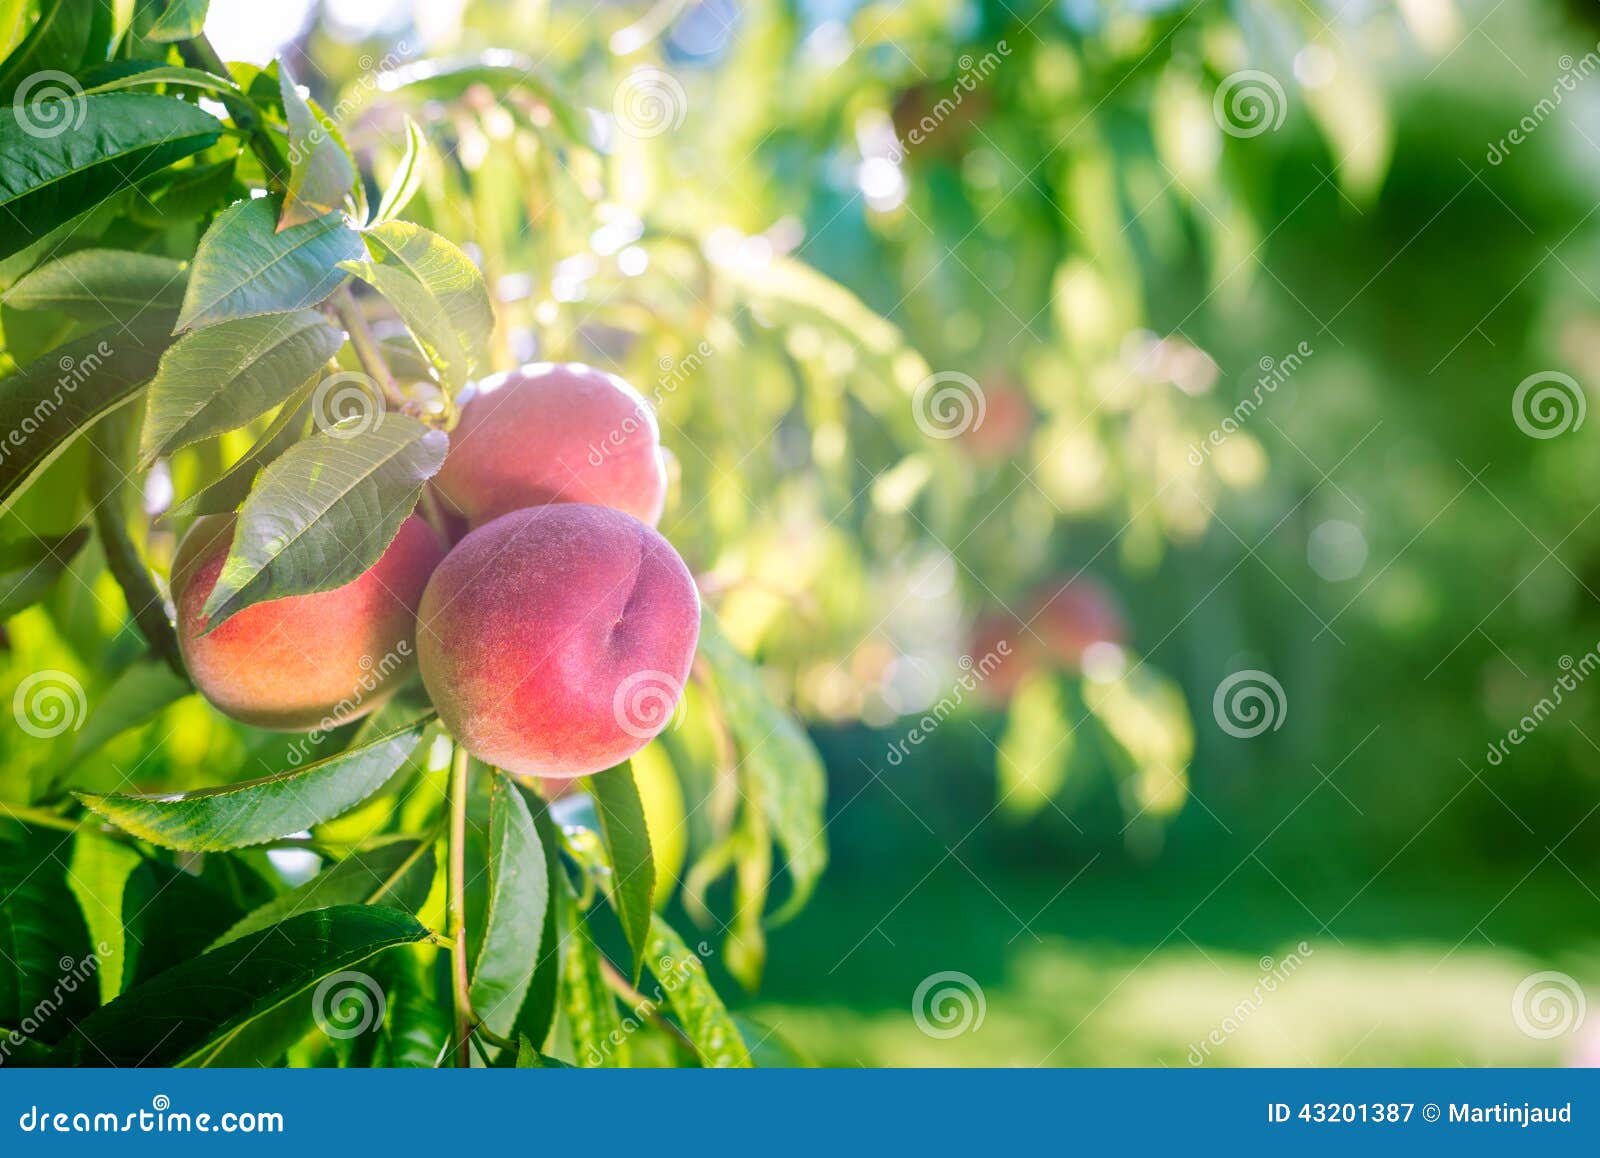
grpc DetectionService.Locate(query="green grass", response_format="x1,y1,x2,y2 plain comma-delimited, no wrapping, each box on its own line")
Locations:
733,851,1600,1067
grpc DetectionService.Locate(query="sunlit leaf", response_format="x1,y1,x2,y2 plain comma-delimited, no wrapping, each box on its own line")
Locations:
201,415,446,626
0,526,88,618
176,197,362,331
138,309,342,464
279,65,356,230
468,774,548,1040
647,916,751,1068
75,718,430,851
590,760,655,985
4,249,187,323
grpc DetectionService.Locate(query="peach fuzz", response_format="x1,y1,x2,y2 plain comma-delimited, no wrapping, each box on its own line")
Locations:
415,503,700,779
432,362,668,529
172,513,445,731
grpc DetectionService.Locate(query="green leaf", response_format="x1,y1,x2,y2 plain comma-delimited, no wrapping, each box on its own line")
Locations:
75,717,430,851
372,947,449,1068
0,320,171,515
68,657,192,762
0,828,97,1044
373,119,427,225
468,773,548,1040
342,221,492,392
144,0,208,43
0,0,91,102
0,93,222,263
647,916,752,1068
278,65,356,230
138,310,342,464
201,415,447,627
167,374,317,518
65,834,142,1003
696,617,828,922
514,1036,570,1067
4,249,188,323
82,64,243,98
513,798,564,1051
370,53,593,151
49,906,430,1067
0,526,88,618
120,858,254,988
559,892,624,1067
591,760,655,985
210,838,436,950
176,197,362,331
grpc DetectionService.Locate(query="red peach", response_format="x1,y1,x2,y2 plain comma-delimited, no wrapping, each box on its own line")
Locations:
416,503,700,779
432,363,667,528
172,514,445,731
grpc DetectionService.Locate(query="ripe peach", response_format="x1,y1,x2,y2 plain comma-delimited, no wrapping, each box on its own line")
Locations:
416,503,700,779
172,514,445,731
432,363,667,528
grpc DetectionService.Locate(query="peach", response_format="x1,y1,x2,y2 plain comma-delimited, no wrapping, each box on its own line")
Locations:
432,363,667,528
416,503,699,779
172,514,445,731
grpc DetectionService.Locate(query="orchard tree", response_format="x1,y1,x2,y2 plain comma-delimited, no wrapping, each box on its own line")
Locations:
0,6,826,1067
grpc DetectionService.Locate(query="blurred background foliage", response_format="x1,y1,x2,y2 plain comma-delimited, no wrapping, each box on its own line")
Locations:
8,0,1600,1064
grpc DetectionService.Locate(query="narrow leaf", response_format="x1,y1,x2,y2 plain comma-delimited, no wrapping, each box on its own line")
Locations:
373,119,427,224
0,526,88,618
66,834,142,1003
468,774,548,1039
201,416,447,626
82,65,242,98
210,838,436,950
0,321,171,515
648,916,752,1067
0,93,222,262
49,906,430,1067
591,760,655,985
696,618,828,922
167,374,317,517
144,0,208,43
0,829,97,1044
342,221,492,392
176,197,362,331
559,892,624,1067
4,249,187,323
68,657,192,762
75,717,429,851
138,310,341,463
279,65,356,230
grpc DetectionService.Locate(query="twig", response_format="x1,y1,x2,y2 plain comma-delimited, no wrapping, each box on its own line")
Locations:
447,743,473,1068
332,286,412,414
176,34,289,186
597,955,698,1060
